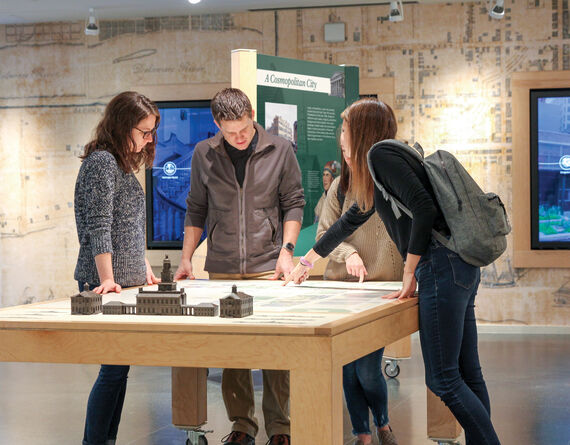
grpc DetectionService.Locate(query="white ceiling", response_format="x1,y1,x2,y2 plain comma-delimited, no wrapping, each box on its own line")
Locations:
0,0,426,25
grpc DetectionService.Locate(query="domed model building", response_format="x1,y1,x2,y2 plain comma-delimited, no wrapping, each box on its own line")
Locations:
72,256,219,317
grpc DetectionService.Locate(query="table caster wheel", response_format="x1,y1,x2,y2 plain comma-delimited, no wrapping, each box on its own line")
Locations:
186,436,207,445
384,360,400,378
186,429,209,445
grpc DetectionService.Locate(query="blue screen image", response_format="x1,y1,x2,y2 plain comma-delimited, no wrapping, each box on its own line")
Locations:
150,104,217,244
536,97,570,243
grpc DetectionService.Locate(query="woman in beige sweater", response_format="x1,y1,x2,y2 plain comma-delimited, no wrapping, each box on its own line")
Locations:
316,163,403,283
316,144,403,445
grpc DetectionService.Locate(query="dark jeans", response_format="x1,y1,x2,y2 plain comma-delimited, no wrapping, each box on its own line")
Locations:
415,239,501,445
343,348,388,435
79,282,130,445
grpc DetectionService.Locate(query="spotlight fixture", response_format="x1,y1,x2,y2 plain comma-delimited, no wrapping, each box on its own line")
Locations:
489,0,505,19
188,0,201,4
85,8,99,36
389,0,404,22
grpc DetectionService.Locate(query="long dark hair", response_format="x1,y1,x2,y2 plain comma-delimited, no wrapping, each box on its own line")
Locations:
81,91,160,173
339,154,351,197
335,124,350,197
340,98,397,211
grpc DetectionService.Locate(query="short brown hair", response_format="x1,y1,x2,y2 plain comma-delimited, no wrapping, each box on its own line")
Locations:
341,99,397,211
211,88,253,123
81,91,160,173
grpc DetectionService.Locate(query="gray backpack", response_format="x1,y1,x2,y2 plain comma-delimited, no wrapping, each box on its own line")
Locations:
367,139,511,267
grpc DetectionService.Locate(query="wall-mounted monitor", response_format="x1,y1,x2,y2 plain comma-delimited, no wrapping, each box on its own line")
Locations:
146,100,218,249
530,89,570,250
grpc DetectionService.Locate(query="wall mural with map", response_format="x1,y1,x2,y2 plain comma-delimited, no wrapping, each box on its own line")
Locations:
0,1,567,326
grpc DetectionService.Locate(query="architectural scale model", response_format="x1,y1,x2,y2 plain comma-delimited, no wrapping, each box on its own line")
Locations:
136,255,187,315
70,256,219,317
70,283,102,315
219,285,254,318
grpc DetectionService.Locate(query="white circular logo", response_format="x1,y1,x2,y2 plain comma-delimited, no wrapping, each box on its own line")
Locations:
163,161,176,176
560,155,570,171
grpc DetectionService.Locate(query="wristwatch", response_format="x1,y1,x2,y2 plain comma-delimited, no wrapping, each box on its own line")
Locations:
282,242,295,253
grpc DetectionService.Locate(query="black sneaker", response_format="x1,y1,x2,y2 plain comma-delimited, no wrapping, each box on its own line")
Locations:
221,431,255,445
266,434,291,445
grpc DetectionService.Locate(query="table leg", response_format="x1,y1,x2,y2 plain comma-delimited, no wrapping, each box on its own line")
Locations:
172,367,208,428
290,364,343,445
384,335,411,359
426,388,462,442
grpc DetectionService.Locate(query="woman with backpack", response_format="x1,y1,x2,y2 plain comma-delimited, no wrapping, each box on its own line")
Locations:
316,127,403,445
286,98,501,445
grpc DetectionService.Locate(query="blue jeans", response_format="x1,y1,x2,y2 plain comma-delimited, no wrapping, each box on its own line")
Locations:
415,240,501,445
343,349,388,435
79,282,130,445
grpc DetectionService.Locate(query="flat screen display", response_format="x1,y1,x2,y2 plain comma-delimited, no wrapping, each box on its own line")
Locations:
530,89,570,249
146,100,217,249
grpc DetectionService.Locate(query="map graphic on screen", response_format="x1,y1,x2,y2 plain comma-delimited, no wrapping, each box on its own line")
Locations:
146,101,217,248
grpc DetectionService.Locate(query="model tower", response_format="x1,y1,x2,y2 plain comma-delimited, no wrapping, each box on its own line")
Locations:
136,255,186,315
158,255,177,291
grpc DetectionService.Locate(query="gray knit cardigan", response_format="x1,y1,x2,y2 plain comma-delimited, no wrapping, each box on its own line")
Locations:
74,150,146,287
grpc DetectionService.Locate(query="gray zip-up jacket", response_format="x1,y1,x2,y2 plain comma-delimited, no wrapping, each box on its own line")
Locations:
184,122,305,274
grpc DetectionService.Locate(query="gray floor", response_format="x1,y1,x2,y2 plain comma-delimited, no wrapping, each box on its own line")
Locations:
0,333,568,445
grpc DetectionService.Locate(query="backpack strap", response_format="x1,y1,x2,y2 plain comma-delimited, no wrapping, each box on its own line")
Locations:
367,140,455,251
367,143,410,220
412,142,424,158
368,139,426,220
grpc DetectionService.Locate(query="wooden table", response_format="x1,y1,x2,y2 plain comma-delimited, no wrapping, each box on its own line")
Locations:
0,280,451,444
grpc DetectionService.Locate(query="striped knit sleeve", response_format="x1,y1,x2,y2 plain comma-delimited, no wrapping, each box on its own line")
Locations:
82,151,118,257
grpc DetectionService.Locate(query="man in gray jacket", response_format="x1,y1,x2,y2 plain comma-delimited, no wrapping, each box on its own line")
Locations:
174,88,304,445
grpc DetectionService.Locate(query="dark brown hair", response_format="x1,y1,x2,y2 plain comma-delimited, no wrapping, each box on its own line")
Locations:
210,88,253,123
340,98,397,211
81,91,160,173
335,124,351,197
339,154,351,198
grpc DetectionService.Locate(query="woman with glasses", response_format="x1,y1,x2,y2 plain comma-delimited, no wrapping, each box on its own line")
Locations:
74,91,161,445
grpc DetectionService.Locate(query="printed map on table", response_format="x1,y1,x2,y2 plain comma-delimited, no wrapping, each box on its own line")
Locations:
0,280,403,327
180,280,401,322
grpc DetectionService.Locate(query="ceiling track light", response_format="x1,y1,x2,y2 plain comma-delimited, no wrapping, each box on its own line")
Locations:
489,0,505,19
85,7,99,36
389,0,404,22
188,0,202,4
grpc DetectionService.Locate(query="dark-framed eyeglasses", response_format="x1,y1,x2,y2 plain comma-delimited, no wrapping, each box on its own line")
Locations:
134,126,157,139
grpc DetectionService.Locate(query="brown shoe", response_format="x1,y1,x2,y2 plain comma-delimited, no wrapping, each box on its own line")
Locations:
377,426,398,445
265,434,291,445
221,431,255,445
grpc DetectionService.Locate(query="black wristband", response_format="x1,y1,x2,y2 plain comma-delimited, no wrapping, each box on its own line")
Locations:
282,242,295,253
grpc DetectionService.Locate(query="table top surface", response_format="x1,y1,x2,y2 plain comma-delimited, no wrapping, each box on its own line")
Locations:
0,279,416,336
